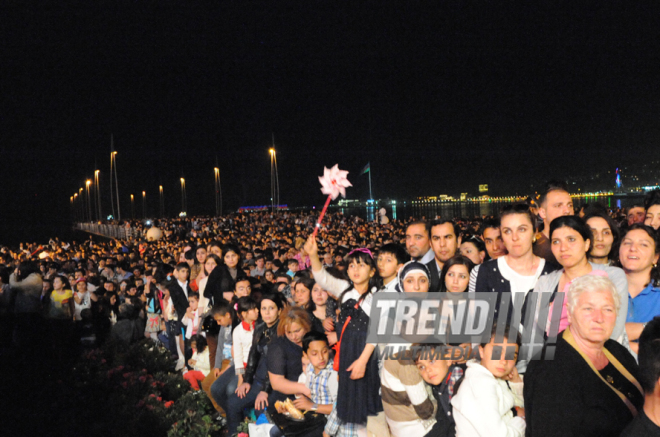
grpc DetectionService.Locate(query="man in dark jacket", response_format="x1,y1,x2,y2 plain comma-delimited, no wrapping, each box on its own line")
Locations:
425,220,461,292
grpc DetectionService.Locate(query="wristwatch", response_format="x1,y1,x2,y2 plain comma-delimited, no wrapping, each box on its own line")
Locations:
311,403,318,411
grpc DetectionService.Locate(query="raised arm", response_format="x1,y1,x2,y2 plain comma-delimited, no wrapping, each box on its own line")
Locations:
306,236,350,298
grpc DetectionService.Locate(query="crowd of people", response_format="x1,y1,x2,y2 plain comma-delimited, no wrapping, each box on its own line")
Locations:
2,180,660,437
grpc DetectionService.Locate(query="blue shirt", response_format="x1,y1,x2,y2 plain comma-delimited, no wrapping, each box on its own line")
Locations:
627,282,660,323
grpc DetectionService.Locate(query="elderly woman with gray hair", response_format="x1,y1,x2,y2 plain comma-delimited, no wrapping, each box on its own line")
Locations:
524,275,644,437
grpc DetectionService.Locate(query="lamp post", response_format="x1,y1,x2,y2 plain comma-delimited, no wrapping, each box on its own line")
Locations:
159,185,164,218
142,191,146,219
74,193,79,222
269,143,280,212
111,148,120,221
95,170,101,221
214,167,222,216
86,180,92,222
180,178,187,214
130,194,135,219
78,188,83,221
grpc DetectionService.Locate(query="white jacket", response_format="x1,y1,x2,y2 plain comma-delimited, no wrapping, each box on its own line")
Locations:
451,361,525,437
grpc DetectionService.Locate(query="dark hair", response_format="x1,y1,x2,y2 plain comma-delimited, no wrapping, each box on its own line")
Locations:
500,204,537,231
175,262,190,272
53,274,72,291
211,301,231,317
287,259,300,268
294,277,315,310
480,218,501,236
378,243,410,265
17,261,40,281
260,292,284,311
193,334,208,352
236,296,257,316
620,224,660,286
430,219,461,241
644,190,660,211
195,246,207,263
538,180,570,206
340,249,382,304
235,275,251,287
638,317,660,393
581,203,609,218
480,322,522,349
103,291,119,313
406,220,431,237
302,331,329,353
461,235,486,253
223,244,240,258
295,276,315,292
439,255,475,292
584,212,621,262
188,292,199,301
549,216,593,254
275,271,291,283
204,254,222,275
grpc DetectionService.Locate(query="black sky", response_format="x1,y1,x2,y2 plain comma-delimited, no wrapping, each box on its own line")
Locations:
2,1,660,243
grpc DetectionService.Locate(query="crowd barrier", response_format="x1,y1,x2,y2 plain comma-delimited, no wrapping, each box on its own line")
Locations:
75,223,135,240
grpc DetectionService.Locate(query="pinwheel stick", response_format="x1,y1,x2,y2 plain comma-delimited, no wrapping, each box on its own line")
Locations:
312,195,333,237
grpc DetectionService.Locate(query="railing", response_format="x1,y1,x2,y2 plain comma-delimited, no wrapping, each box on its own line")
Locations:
75,223,134,240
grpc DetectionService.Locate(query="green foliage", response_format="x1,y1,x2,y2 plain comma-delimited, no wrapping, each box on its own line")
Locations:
48,339,221,437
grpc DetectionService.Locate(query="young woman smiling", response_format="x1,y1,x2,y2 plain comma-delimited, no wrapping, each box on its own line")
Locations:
620,224,660,353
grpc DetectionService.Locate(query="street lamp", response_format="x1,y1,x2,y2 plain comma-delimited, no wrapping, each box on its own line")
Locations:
110,144,120,221
180,178,187,214
159,185,164,218
86,180,92,222
130,194,135,219
269,140,280,212
214,167,222,216
94,170,101,221
142,191,146,219
73,193,79,222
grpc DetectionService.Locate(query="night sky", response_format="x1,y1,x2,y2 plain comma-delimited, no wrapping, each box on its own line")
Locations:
3,2,660,244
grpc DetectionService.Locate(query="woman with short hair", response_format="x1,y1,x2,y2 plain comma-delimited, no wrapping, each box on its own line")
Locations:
524,275,643,437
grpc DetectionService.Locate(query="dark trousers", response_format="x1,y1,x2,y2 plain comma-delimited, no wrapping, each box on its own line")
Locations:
210,364,238,411
225,381,265,435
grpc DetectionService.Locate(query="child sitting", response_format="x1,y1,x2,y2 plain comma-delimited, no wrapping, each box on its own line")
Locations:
273,331,337,437
414,343,466,437
183,334,211,390
451,324,525,437
294,331,338,414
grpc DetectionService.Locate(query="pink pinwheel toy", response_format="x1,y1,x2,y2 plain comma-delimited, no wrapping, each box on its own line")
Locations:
313,164,352,237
